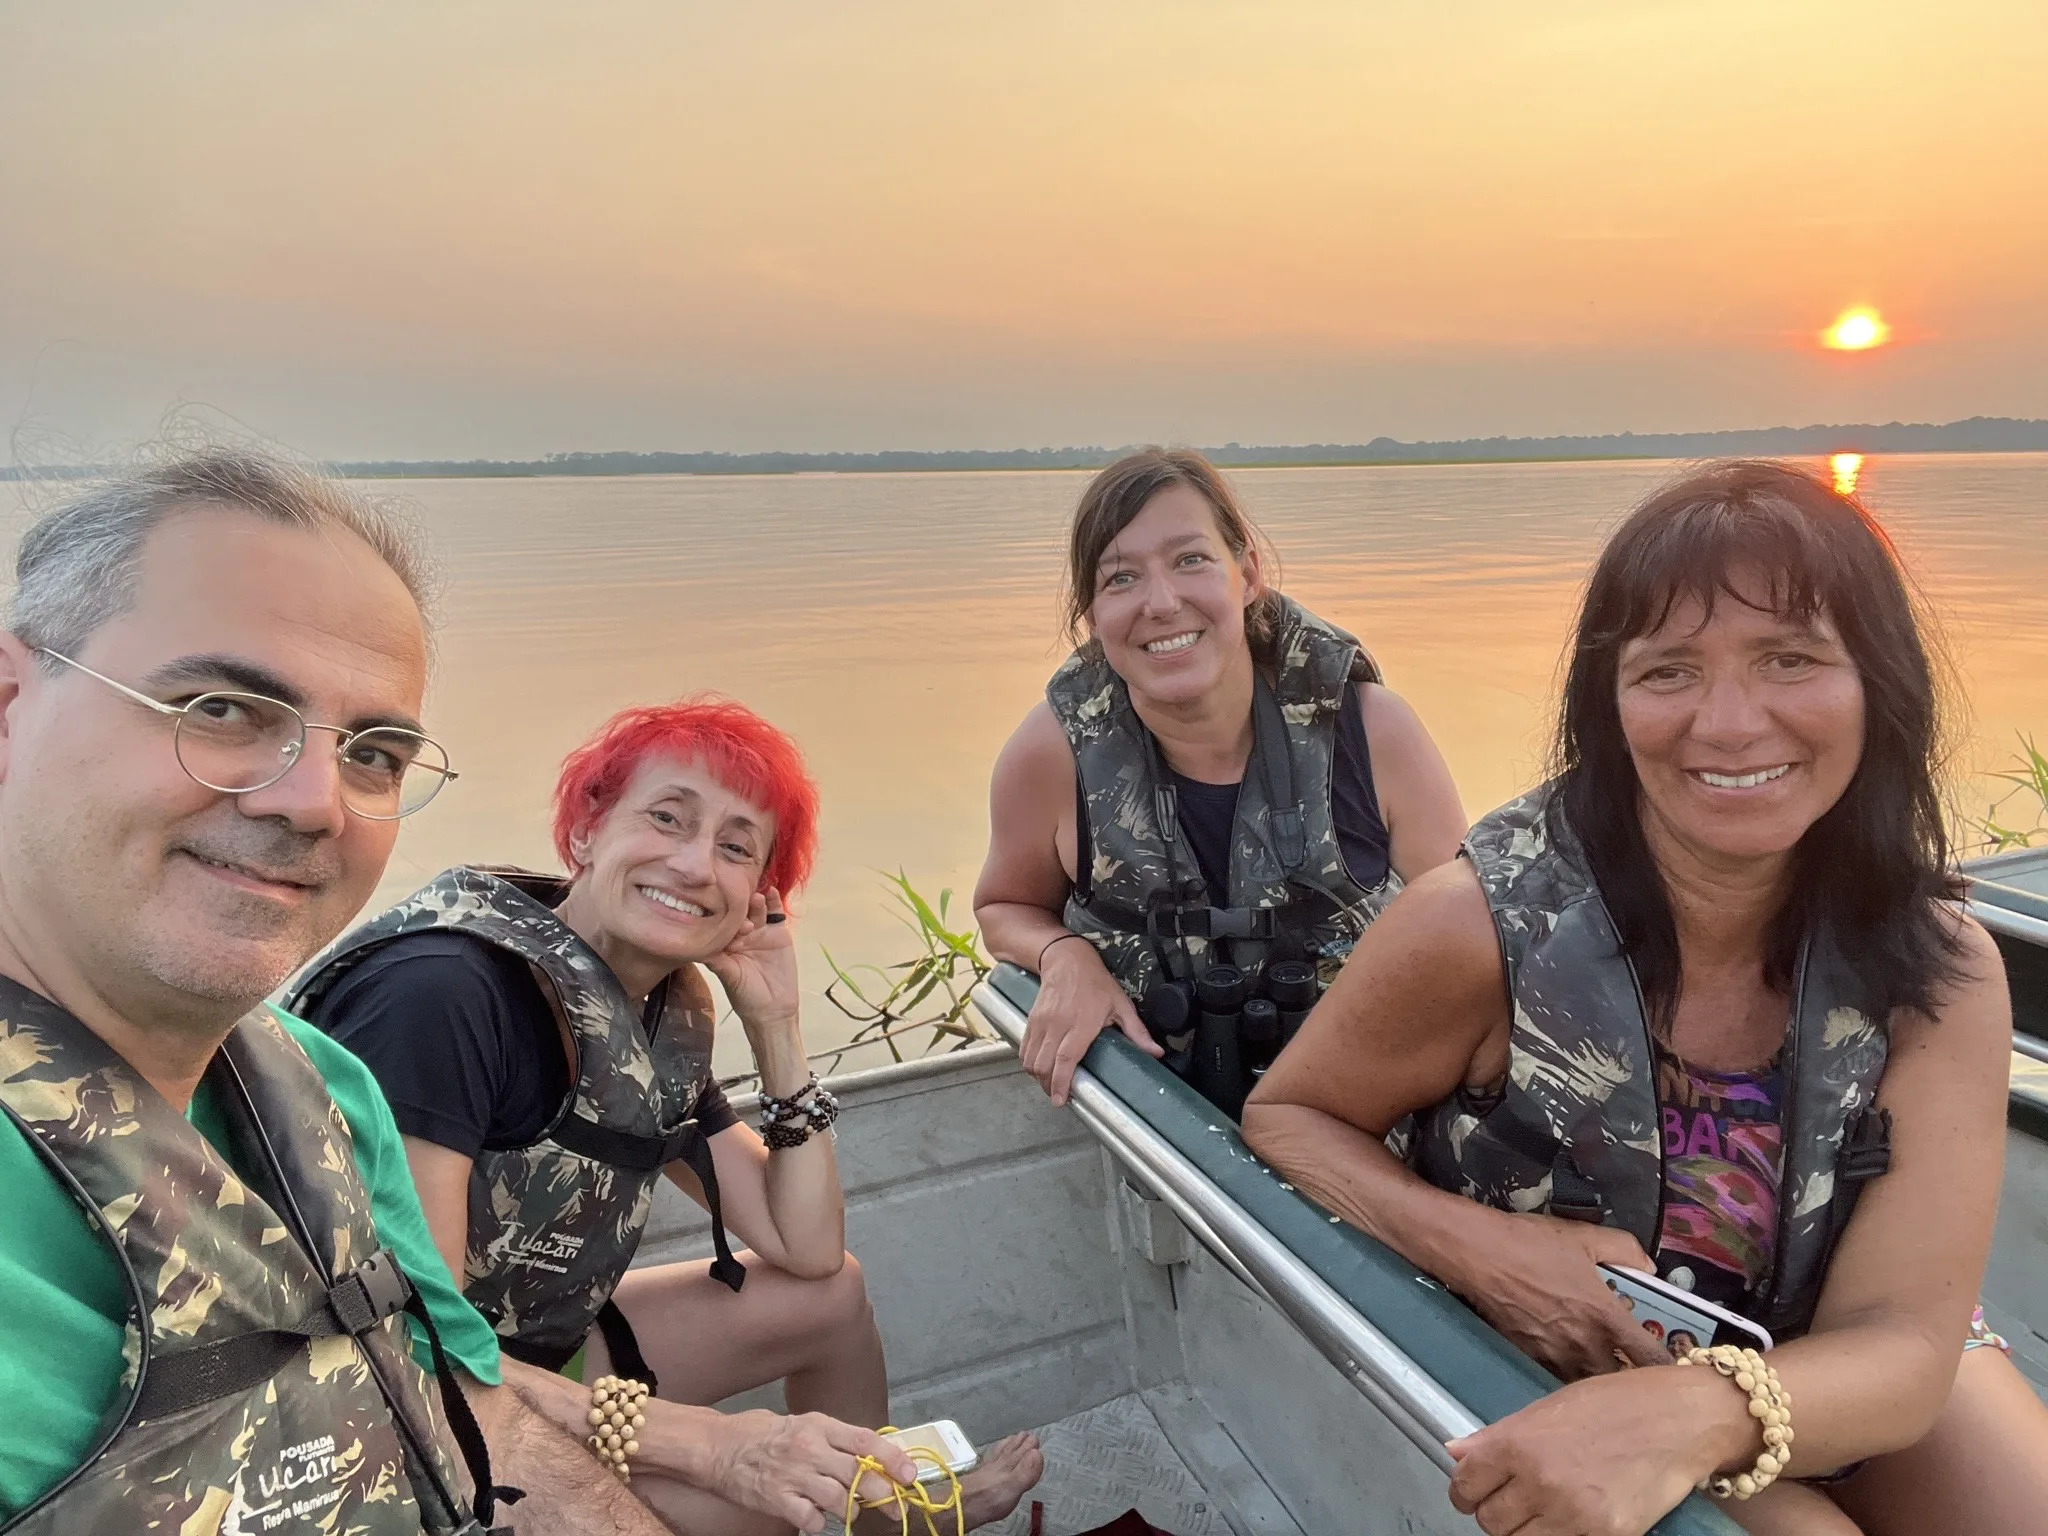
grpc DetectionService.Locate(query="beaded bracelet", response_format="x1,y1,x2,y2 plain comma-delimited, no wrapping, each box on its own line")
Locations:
757,1075,840,1149
1675,1344,1794,1499
757,1073,823,1125
585,1374,650,1481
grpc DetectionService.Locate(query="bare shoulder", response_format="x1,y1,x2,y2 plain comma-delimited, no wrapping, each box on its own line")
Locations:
1931,907,2008,1021
1950,905,2008,980
1262,856,1508,1119
1885,907,2012,1065
1315,857,1502,1037
994,700,1076,782
1358,680,1427,748
1366,856,1502,975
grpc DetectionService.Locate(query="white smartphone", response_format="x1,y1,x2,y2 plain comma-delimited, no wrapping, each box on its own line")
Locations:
1598,1263,1773,1358
856,1420,979,1503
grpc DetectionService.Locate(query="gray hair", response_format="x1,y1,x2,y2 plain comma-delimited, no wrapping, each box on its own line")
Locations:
8,449,438,660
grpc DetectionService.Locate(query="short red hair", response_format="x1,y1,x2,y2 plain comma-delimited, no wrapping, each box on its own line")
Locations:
552,695,821,896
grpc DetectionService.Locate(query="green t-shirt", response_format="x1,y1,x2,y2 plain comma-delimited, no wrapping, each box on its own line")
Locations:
0,1007,502,1521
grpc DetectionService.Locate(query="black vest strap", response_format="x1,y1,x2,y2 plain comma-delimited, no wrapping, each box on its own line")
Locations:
204,1046,500,1534
676,1125,748,1293
502,1298,663,1395
547,1115,745,1294
1079,902,1281,942
548,1111,698,1172
593,1299,659,1392
1823,1105,1893,1250
1250,672,1306,873
402,1291,523,1534
132,1247,414,1420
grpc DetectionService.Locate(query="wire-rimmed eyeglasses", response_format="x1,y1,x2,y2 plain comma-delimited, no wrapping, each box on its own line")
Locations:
37,648,458,820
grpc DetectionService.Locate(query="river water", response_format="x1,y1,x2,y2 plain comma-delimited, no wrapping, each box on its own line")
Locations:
353,454,2048,1072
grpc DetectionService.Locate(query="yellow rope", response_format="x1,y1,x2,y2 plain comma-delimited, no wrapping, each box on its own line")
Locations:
845,1429,966,1536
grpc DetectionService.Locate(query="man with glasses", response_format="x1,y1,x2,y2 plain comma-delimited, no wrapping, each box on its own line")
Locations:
0,450,669,1534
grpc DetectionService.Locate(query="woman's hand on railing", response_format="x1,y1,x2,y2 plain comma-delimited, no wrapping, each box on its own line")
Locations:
1445,1361,1759,1536
1457,1212,1670,1380
1020,937,1160,1105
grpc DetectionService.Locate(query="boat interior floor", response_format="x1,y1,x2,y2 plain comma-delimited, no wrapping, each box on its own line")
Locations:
977,1386,1301,1536
825,1385,1296,1536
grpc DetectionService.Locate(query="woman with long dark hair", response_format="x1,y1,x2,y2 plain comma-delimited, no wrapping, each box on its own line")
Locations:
975,448,1468,1111
1244,461,2048,1534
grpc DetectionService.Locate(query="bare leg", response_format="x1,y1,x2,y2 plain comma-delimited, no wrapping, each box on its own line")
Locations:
1724,1481,1863,1535
1826,1348,2048,1536
599,1251,889,1421
629,1471,787,1536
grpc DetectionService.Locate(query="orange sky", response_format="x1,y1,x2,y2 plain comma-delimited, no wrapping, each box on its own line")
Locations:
4,1,2045,459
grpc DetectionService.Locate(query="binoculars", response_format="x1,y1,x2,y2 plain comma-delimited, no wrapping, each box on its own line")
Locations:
1142,958,1320,1119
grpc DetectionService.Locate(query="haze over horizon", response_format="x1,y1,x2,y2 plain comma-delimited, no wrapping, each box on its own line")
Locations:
5,2,2046,466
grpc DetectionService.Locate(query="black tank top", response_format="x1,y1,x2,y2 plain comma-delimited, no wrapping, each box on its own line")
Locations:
1076,685,1392,896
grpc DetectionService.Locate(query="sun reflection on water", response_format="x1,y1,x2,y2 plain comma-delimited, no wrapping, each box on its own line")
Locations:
1831,453,1864,497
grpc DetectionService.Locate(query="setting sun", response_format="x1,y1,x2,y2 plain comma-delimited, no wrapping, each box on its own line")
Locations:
1823,307,1891,350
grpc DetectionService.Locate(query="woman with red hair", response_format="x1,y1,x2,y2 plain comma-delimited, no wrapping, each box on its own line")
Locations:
297,696,1041,1533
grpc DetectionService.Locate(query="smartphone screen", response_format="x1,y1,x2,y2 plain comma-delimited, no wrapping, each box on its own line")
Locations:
881,1422,977,1481
1601,1268,1765,1358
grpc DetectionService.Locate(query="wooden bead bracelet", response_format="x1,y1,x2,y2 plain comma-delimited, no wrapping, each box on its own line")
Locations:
585,1373,650,1481
1675,1344,1794,1500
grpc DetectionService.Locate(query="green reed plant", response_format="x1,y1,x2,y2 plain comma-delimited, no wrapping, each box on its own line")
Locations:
1969,734,2048,853
815,872,994,1074
718,872,995,1092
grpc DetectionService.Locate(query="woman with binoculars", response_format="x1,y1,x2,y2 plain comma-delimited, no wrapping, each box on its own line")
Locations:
974,448,1468,1110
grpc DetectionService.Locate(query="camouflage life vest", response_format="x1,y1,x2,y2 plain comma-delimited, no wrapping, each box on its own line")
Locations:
290,867,743,1371
0,977,483,1535
1409,786,1895,1341
1048,594,1397,1006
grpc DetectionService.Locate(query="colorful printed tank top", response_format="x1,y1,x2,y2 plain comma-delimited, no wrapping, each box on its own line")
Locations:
1653,1042,1786,1313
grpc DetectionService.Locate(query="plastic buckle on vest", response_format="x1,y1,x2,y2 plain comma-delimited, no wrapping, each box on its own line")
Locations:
1270,805,1307,872
1547,1163,1608,1224
1839,1106,1894,1183
1205,908,1270,942
328,1246,414,1336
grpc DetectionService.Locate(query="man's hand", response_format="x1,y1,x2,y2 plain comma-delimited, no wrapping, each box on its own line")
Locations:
463,1373,670,1534
701,1409,919,1534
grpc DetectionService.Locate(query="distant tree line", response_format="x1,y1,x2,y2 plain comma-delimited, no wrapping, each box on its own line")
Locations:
8,416,2047,481
328,416,2048,478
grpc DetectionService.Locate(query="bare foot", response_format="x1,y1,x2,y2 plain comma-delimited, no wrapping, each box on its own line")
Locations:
959,1433,1044,1530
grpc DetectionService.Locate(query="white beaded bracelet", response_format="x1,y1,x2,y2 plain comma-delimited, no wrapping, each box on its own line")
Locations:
584,1373,650,1481
1675,1344,1794,1499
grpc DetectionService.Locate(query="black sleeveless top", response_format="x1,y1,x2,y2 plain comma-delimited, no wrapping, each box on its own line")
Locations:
1076,683,1391,896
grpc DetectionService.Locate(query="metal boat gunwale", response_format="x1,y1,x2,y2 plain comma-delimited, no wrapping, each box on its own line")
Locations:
970,964,1742,1536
